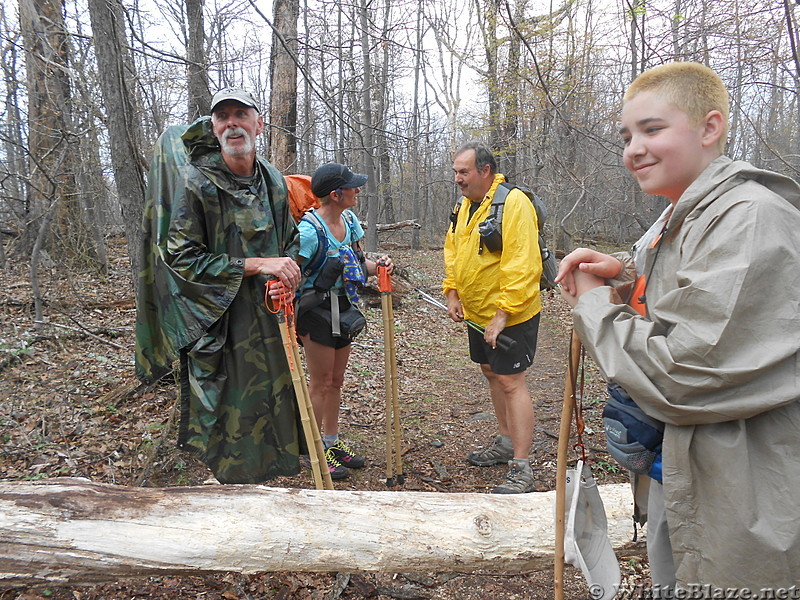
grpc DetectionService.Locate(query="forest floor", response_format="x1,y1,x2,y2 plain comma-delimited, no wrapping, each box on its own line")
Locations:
0,236,650,599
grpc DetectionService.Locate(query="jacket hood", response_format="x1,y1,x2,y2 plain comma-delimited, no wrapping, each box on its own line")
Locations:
669,156,800,231
182,116,220,162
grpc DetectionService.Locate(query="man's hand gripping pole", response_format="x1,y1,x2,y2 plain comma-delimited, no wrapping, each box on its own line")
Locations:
415,288,517,352
266,280,333,490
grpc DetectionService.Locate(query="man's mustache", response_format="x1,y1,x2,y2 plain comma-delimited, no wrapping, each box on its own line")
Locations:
222,127,248,142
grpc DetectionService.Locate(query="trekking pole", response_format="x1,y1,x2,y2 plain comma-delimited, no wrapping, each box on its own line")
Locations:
415,287,517,352
379,261,404,487
554,328,583,599
265,280,334,490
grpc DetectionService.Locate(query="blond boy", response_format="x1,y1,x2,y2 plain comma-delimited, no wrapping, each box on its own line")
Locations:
558,63,800,591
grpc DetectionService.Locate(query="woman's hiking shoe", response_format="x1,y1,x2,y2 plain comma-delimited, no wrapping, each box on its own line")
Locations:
326,439,365,469
467,435,514,466
492,459,535,494
324,448,350,480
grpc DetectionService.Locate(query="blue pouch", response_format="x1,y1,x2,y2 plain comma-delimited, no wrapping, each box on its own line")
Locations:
603,383,664,482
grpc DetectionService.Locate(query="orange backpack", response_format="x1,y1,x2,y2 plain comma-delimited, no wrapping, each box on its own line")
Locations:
284,174,320,223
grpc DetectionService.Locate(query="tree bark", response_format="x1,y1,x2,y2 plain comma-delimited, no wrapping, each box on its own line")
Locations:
411,7,423,250
186,0,210,121
359,0,379,252
0,8,26,226
0,478,638,587
87,0,147,295
477,0,501,146
268,0,299,171
499,0,525,179
19,0,91,324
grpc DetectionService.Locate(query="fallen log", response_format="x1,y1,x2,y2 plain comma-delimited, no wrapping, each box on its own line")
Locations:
375,219,421,232
0,478,637,588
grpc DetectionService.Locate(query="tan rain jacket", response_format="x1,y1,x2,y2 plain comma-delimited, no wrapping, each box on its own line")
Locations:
574,156,800,587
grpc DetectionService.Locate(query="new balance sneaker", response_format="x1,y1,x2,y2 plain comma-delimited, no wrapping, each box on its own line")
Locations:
492,459,536,494
324,448,350,480
467,435,514,466
326,439,366,469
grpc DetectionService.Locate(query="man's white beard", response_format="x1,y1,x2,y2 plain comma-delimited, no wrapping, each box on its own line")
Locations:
220,127,254,157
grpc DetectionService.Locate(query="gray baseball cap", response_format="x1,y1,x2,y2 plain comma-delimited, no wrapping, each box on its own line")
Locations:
210,88,260,114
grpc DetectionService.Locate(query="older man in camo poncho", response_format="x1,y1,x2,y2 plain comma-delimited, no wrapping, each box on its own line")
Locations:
135,88,302,484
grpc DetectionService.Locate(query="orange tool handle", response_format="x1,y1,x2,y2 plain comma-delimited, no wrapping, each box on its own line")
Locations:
377,263,392,293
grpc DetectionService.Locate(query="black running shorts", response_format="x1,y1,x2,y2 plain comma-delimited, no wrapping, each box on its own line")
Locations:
467,313,540,375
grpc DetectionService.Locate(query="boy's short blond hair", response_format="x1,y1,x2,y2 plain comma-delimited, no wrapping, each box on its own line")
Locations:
624,62,730,153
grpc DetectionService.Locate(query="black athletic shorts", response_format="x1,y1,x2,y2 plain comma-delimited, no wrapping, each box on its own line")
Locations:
467,313,540,375
296,294,354,350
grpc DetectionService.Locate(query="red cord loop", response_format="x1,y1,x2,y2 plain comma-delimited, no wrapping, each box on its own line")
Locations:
265,280,294,317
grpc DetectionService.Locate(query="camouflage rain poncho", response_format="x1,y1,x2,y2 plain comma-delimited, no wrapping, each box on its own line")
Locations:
135,117,301,484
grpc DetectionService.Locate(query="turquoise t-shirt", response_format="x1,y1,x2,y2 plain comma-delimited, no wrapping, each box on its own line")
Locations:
298,209,365,294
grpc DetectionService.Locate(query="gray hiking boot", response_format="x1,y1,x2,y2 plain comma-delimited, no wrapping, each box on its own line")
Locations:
492,459,536,494
467,435,514,466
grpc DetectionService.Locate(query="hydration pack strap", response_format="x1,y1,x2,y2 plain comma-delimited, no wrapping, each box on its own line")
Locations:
331,293,341,336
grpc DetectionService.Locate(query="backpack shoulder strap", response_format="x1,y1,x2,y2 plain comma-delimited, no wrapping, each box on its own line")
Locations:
342,209,358,238
448,201,462,233
342,210,368,270
495,182,547,228
491,181,514,223
300,209,329,276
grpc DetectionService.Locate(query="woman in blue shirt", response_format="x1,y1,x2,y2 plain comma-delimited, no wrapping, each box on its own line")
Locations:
296,163,393,479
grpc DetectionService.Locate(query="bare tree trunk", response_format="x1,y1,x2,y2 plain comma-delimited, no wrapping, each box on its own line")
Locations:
19,0,95,322
0,8,26,228
19,0,83,262
77,130,109,275
629,0,641,80
375,0,395,224
186,0,210,121
671,0,684,59
476,0,501,147
29,203,55,326
301,0,312,172
87,0,147,294
699,0,709,65
499,0,525,178
729,0,744,157
269,0,299,172
335,5,345,163
359,0,379,252
411,7,423,250
784,0,800,99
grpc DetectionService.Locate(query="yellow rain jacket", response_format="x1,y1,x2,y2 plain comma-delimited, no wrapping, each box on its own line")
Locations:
443,174,541,327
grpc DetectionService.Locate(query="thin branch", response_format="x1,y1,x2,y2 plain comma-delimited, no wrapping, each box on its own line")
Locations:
31,320,126,350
